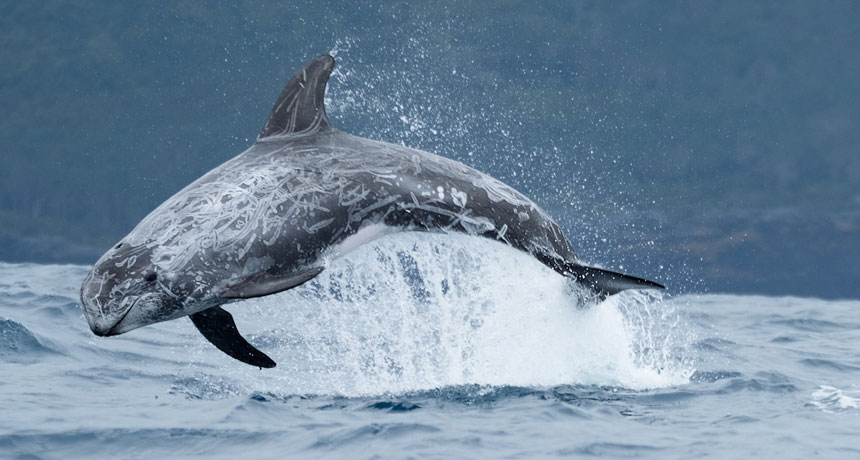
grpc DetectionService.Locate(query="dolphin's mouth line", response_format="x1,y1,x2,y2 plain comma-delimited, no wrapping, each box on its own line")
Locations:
105,297,138,336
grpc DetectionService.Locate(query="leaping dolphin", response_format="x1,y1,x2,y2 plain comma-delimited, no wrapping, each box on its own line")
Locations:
80,54,663,368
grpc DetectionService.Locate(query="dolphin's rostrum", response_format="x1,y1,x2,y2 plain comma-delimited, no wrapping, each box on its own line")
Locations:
80,54,663,368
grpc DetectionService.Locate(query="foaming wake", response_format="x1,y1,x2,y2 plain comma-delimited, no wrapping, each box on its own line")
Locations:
199,232,693,396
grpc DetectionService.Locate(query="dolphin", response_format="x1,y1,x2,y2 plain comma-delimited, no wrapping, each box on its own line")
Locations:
80,54,663,368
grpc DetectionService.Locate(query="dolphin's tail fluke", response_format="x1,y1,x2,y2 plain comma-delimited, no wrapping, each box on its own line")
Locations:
563,263,664,298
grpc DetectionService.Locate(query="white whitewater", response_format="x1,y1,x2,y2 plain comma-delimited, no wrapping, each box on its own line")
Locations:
186,232,693,396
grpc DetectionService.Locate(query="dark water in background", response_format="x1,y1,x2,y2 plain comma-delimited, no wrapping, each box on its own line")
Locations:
2,236,860,459
1,1,859,298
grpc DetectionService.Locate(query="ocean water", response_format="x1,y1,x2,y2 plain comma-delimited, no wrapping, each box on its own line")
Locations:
1,233,859,459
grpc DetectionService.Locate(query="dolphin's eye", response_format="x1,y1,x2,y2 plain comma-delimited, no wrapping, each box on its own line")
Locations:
143,271,158,283
114,242,123,249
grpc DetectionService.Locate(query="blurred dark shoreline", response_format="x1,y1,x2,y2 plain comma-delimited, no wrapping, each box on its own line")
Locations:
632,207,859,299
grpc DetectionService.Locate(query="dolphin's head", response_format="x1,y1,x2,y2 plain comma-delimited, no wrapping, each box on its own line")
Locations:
80,241,190,336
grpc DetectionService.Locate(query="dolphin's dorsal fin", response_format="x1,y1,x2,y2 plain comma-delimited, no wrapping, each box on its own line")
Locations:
258,54,335,139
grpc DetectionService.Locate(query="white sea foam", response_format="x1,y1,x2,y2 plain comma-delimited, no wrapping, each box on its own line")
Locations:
811,385,860,413
211,232,693,396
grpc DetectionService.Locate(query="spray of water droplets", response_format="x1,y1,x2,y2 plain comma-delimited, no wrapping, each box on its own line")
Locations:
201,232,694,397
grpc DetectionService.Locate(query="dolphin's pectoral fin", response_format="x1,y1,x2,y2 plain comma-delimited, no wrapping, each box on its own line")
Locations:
258,54,335,139
189,306,276,368
564,263,664,298
222,266,324,300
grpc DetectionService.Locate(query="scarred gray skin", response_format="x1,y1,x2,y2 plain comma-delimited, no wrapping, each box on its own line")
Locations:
80,55,661,365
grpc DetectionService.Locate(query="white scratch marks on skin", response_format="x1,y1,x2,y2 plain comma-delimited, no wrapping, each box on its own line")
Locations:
106,130,575,317
451,188,467,207
497,224,509,243
305,217,335,233
458,215,496,235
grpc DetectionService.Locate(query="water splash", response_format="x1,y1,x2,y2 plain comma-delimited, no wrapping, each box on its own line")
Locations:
321,35,678,292
212,232,692,396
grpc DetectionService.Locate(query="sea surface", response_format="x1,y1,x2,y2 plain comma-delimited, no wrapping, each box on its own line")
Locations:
1,233,859,459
